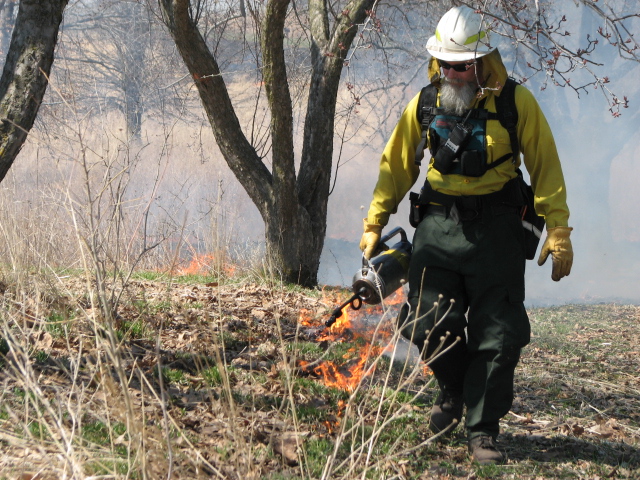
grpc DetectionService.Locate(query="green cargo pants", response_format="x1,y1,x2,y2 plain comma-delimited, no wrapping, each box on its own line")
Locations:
398,204,531,439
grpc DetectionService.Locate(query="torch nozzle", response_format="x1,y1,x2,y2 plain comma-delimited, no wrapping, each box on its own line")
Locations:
324,292,363,328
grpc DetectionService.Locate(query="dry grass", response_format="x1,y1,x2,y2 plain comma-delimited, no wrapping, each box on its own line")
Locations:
0,273,426,478
0,265,638,479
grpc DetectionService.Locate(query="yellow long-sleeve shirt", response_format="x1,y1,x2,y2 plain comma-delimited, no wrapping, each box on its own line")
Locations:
367,52,570,230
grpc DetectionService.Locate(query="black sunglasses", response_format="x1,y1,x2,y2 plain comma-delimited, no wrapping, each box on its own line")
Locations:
439,60,477,72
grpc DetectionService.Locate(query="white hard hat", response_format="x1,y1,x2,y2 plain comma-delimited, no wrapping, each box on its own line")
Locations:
426,6,494,62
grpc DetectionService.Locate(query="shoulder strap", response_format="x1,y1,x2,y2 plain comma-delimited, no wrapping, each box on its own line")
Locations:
416,84,439,129
414,84,439,166
494,78,519,161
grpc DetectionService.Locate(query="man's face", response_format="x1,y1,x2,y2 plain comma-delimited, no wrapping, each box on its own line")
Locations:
440,60,483,86
438,59,483,116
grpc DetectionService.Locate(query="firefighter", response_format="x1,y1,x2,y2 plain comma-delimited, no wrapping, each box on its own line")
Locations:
359,6,573,465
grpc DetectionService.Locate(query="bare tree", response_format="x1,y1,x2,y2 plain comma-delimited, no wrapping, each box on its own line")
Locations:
61,0,182,139
158,0,381,287
478,0,639,115
0,0,68,183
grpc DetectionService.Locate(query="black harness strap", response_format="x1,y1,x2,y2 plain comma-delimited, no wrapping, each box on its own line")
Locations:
415,84,438,166
494,78,520,161
412,77,524,215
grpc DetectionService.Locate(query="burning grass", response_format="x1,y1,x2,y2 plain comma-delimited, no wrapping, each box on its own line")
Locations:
0,273,638,479
296,288,424,393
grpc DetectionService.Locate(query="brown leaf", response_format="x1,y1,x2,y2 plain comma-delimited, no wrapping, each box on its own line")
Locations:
271,432,308,466
32,331,53,353
572,424,585,436
588,418,616,438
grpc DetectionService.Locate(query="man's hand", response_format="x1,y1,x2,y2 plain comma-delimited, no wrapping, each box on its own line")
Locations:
537,227,573,281
360,219,383,260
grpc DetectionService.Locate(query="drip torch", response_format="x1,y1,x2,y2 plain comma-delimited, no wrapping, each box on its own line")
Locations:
325,227,412,328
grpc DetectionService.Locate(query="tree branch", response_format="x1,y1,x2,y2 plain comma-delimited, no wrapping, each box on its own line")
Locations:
159,0,273,212
297,0,376,210
262,0,296,208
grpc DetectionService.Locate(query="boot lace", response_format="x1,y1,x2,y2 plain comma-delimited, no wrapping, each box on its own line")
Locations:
477,436,497,450
440,390,463,411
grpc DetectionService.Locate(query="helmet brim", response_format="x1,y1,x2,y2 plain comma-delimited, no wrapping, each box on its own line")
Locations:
426,35,494,62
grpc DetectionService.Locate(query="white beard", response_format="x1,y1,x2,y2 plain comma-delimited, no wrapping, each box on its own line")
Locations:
440,79,478,116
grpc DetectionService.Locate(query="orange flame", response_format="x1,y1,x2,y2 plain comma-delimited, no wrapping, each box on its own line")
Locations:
315,305,353,342
299,289,432,390
176,253,237,277
317,344,382,392
298,293,384,391
298,309,316,327
178,254,215,276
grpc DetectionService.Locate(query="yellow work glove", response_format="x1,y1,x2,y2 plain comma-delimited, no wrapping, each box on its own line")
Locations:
537,227,574,282
360,219,383,260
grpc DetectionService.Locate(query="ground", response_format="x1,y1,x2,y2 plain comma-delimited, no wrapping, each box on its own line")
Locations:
0,276,638,479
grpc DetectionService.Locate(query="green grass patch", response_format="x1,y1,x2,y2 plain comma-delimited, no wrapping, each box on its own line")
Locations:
295,403,328,422
82,420,127,451
131,270,225,284
159,367,188,385
301,436,334,477
316,338,371,364
391,388,430,407
202,364,237,387
85,456,132,477
245,370,268,385
293,377,348,403
33,350,49,363
116,319,152,340
286,341,323,358
218,330,248,351
12,387,26,401
131,271,168,282
203,365,222,386
131,298,174,315
27,420,49,440
45,311,71,338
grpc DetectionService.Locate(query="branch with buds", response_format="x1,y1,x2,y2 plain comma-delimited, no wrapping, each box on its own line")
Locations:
478,0,637,116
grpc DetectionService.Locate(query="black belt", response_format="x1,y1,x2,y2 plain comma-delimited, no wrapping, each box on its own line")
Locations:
425,201,520,222
412,178,524,226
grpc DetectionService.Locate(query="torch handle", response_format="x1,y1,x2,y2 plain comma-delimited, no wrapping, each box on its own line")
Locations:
379,226,407,245
363,227,407,269
324,292,363,328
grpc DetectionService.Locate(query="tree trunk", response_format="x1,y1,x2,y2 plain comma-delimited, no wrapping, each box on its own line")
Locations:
122,1,149,139
0,0,68,183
